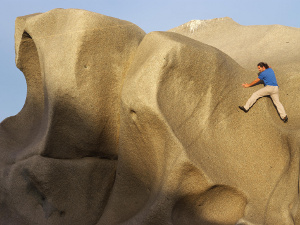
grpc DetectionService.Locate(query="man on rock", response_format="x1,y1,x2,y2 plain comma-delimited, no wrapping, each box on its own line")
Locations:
239,62,288,123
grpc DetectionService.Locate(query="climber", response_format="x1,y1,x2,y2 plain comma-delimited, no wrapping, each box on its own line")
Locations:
239,62,288,123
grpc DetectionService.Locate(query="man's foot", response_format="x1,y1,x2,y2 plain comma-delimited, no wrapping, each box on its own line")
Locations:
282,115,288,123
239,106,248,113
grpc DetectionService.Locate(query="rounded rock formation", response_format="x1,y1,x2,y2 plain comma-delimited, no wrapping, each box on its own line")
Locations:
1,9,300,225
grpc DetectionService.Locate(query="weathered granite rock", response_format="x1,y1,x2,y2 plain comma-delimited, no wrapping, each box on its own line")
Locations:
169,17,300,70
1,9,300,225
98,31,300,225
169,17,300,125
98,31,250,225
0,8,145,225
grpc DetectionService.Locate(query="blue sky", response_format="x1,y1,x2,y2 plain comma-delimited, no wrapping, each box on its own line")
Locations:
1,0,299,122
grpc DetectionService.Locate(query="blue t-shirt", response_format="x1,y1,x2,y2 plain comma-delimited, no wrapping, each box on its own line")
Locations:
258,68,278,86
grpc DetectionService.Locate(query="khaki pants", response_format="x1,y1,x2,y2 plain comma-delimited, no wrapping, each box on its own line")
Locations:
244,85,287,119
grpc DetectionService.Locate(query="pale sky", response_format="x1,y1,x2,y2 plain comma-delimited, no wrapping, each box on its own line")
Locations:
1,0,299,122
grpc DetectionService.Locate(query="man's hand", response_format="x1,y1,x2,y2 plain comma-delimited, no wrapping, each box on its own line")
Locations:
242,83,250,88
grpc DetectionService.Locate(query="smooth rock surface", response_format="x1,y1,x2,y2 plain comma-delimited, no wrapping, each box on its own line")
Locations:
169,17,300,125
0,8,145,225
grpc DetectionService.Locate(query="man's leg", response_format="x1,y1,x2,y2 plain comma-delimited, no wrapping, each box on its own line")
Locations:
270,86,287,119
244,86,271,111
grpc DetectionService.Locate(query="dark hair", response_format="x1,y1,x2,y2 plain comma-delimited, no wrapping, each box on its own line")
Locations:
257,62,269,69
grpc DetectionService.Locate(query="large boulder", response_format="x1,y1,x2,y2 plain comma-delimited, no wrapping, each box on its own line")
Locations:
98,31,300,225
0,8,145,225
169,18,300,124
169,17,300,71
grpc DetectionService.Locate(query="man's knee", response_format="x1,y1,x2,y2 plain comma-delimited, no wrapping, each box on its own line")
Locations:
251,93,260,100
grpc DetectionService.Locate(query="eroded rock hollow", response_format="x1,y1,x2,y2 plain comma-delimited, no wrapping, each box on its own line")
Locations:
1,8,300,225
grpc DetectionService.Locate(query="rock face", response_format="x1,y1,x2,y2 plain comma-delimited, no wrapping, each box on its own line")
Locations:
169,17,300,70
0,8,145,225
169,17,300,124
1,9,300,225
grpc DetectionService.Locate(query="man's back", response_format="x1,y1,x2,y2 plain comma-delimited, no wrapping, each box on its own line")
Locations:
258,68,278,86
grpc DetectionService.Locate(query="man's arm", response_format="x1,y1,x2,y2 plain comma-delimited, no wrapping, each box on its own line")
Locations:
242,78,261,88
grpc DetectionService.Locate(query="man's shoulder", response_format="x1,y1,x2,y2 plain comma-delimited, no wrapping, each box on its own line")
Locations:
263,68,275,75
258,71,265,79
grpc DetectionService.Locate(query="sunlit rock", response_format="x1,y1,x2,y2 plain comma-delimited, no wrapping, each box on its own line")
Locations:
1,9,300,225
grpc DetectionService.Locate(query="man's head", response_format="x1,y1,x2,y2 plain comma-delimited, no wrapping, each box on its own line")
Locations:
257,62,269,72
